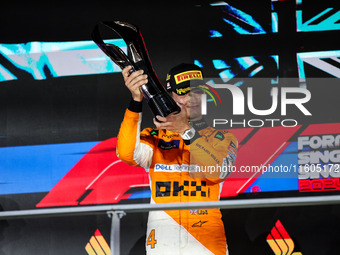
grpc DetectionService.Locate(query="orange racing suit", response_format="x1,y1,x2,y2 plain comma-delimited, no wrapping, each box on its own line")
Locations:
117,101,237,255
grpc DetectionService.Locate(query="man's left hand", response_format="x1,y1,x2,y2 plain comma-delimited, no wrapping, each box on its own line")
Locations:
153,105,191,135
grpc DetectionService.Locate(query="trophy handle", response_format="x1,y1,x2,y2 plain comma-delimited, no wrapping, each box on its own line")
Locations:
91,24,136,72
91,21,181,117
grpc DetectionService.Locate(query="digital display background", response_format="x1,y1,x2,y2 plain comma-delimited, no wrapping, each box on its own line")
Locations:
1,0,340,254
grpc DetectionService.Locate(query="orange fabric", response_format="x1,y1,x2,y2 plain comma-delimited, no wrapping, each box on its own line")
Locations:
117,109,237,254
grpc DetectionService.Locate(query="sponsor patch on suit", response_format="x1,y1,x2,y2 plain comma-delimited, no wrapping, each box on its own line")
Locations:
158,139,180,150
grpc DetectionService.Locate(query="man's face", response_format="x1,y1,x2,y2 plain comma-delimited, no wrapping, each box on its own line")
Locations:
171,89,203,121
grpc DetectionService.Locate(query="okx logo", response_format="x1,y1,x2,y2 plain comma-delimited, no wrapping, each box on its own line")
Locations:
267,220,302,255
85,229,111,255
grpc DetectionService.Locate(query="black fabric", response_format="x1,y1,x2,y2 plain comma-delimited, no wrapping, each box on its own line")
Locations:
128,99,143,113
165,63,204,94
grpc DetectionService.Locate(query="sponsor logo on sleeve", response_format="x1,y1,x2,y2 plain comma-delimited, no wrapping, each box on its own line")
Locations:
229,141,237,150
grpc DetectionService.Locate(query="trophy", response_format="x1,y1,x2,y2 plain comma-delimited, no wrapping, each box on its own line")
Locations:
91,21,181,117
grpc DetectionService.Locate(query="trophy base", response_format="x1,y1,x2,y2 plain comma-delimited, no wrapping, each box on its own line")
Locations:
148,93,181,118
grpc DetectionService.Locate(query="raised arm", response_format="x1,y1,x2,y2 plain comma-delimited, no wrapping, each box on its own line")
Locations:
116,66,154,171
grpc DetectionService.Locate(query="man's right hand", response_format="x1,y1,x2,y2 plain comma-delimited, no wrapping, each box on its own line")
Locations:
122,66,148,102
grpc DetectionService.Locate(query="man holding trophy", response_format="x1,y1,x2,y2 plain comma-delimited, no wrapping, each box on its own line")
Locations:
92,21,237,254
117,63,237,255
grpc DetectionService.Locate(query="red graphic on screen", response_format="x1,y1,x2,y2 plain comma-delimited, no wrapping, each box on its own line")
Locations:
36,138,149,207
220,125,301,197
